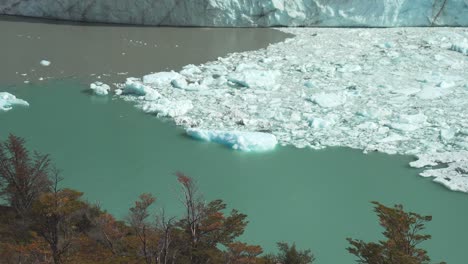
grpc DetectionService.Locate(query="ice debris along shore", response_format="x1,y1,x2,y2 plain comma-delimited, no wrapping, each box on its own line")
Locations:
114,27,468,192
2,0,468,27
0,92,29,111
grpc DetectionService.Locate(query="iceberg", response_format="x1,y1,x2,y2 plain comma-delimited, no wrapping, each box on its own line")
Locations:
186,129,278,152
40,60,51,66
0,92,29,111
89,82,110,96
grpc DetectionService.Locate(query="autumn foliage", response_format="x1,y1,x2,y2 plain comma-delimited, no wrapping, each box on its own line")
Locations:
347,202,445,264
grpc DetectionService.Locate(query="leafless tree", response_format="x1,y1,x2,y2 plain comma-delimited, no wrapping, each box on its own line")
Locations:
0,134,52,217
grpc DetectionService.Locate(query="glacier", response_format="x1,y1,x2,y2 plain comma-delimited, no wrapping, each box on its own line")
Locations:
0,92,29,111
1,0,468,27
115,27,468,192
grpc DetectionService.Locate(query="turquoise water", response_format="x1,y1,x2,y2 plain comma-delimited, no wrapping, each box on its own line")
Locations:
1,82,466,263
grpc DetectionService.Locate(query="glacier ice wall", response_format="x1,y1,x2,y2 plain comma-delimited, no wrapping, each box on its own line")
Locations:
1,0,467,27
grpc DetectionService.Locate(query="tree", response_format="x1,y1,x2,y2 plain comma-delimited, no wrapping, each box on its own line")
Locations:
128,193,159,264
175,172,256,264
155,210,177,264
266,242,315,264
31,174,89,264
225,242,263,264
347,201,445,264
0,134,52,217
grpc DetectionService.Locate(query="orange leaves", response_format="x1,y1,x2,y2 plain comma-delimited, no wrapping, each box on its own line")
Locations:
0,234,51,263
176,171,192,187
347,201,437,264
226,242,263,264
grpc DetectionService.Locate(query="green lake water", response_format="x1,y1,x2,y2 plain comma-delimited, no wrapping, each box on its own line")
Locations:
1,82,467,263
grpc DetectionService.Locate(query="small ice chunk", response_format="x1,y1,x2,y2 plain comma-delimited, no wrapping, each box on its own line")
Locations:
309,117,333,129
304,81,314,88
186,129,277,152
123,78,150,96
139,99,193,117
399,113,427,124
180,64,202,78
89,82,110,96
390,113,427,131
235,63,262,72
143,71,184,86
171,78,188,89
205,64,228,76
378,134,408,143
356,108,392,120
0,92,29,111
337,64,361,73
227,69,281,89
440,128,456,141
416,87,450,99
437,81,456,89
40,60,51,66
450,41,468,56
311,92,346,108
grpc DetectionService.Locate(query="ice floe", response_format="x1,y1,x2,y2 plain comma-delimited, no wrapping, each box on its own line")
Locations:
0,92,29,111
186,129,278,152
115,27,468,192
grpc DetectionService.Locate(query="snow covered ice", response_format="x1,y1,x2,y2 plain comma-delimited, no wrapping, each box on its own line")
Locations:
187,129,278,152
0,92,29,111
116,27,468,192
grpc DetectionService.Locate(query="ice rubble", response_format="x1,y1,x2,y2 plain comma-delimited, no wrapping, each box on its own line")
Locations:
0,92,29,111
116,27,468,192
187,129,278,152
2,0,468,27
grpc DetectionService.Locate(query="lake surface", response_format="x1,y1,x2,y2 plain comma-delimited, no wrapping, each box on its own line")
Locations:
1,17,467,263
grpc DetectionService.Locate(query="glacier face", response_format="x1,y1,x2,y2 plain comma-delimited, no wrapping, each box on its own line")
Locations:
1,0,468,27
114,27,468,192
